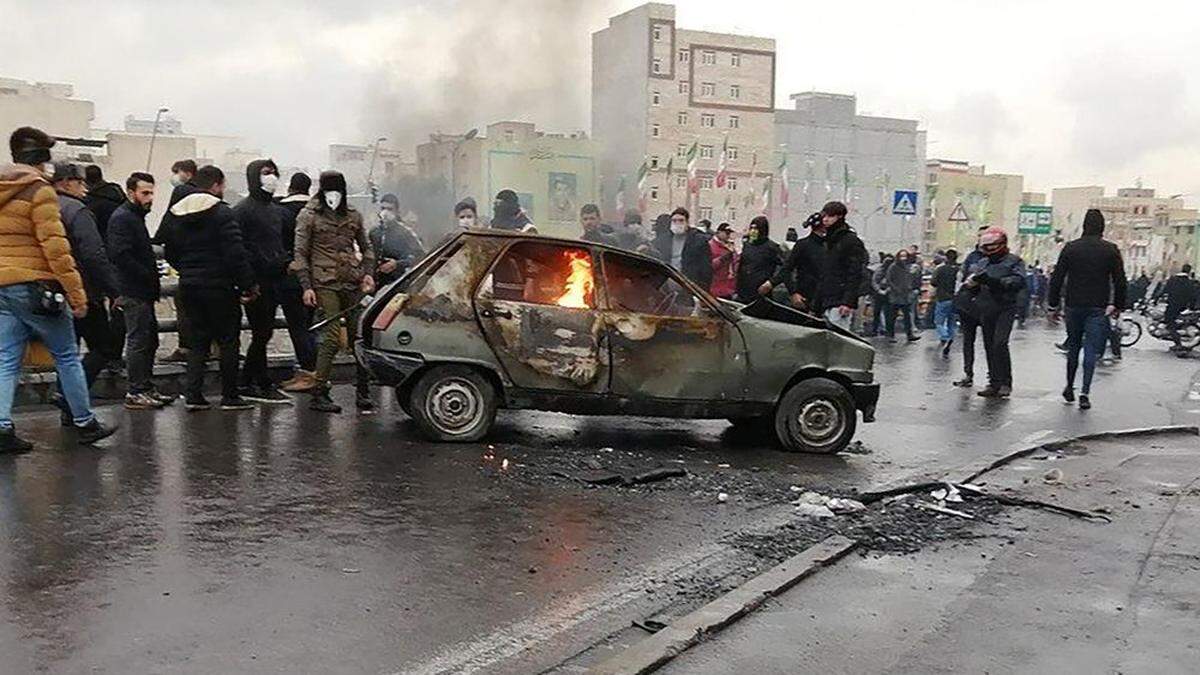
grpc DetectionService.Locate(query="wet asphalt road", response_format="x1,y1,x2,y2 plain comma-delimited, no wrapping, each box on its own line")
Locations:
1,321,1197,673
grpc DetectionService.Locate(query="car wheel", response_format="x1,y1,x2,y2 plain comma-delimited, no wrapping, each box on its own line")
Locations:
774,377,857,454
409,365,497,442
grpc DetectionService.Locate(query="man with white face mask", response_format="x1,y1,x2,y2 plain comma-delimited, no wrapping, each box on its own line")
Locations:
292,170,376,414
369,193,424,287
454,199,479,229
652,206,712,289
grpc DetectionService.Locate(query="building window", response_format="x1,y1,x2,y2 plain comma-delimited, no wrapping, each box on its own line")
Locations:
701,82,715,96
652,90,661,106
649,155,660,169
700,144,714,159
679,80,690,94
700,206,713,220
504,130,515,142
927,173,937,185
675,175,687,188
731,52,741,67
679,49,689,63
651,123,660,138
728,146,739,160
653,25,662,42
652,58,662,74
728,176,739,190
677,144,688,157
729,208,738,221
701,50,716,65
729,115,740,129
701,113,715,128
700,176,714,189
678,111,689,125
650,186,659,200
729,84,741,99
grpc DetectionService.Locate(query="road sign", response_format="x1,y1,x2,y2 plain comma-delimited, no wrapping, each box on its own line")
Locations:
1018,205,1053,235
948,201,970,222
892,190,918,215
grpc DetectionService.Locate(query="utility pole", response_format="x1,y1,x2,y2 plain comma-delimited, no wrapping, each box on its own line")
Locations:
366,136,386,203
145,107,169,171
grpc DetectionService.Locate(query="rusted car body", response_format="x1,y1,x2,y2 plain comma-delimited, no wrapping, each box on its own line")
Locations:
357,231,878,453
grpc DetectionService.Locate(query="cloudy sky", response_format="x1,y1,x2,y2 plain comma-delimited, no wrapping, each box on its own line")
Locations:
3,0,1197,199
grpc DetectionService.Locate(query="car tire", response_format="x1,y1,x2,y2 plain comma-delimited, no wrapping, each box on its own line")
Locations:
774,377,857,454
409,365,497,442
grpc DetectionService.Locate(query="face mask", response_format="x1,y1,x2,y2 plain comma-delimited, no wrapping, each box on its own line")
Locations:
324,191,342,210
380,208,397,222
458,215,476,229
670,221,687,235
42,162,56,177
170,174,184,187
260,174,279,194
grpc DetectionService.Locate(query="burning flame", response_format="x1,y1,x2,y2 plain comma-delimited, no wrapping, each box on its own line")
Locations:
553,251,594,308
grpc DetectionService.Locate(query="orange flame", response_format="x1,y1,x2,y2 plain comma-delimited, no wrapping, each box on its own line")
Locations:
553,251,594,308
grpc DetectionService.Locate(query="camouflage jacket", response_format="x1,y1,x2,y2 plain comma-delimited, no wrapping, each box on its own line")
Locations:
291,198,376,291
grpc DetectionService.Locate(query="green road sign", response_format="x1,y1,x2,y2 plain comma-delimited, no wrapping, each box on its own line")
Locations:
1018,205,1052,235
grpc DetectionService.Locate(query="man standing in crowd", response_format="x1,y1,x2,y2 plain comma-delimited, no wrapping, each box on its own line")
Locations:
930,248,959,357
1047,209,1127,410
762,211,826,311
160,166,258,411
233,159,293,403
953,226,991,388
82,165,123,240
159,159,199,364
52,163,122,419
1161,264,1199,355
454,199,480,230
735,215,782,303
371,193,426,287
0,127,117,450
579,203,616,246
883,248,921,343
708,222,738,300
293,171,376,414
868,253,893,337
275,172,317,392
108,171,173,410
815,201,867,330
654,207,711,290
960,227,1026,398
491,189,536,232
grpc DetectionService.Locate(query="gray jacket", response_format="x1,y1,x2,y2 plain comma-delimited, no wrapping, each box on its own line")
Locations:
58,193,119,302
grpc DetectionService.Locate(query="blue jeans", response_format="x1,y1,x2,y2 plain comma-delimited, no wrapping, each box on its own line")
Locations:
934,299,956,342
0,283,95,429
1064,306,1108,394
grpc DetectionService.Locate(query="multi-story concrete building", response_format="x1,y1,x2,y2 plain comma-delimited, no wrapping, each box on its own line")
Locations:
0,77,94,140
329,142,416,197
776,92,925,252
416,121,596,238
924,159,1023,255
593,3,776,229
1051,186,1196,274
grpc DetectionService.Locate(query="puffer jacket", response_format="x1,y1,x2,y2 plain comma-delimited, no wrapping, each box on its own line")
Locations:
0,163,86,309
291,197,375,291
159,191,255,292
58,193,119,302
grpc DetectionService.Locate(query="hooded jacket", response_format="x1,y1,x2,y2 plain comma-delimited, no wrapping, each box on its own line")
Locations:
277,192,309,255
1047,219,1127,310
884,256,919,304
233,159,290,281
106,200,160,301
772,232,826,303
159,191,255,292
84,180,125,240
0,163,87,309
816,222,868,310
58,192,120,302
291,172,375,291
736,231,783,301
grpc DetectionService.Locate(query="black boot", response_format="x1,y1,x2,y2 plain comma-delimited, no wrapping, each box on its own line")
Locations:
310,385,342,413
0,427,33,454
356,389,375,415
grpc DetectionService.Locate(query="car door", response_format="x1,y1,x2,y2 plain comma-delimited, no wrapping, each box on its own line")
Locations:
474,240,609,393
600,250,747,401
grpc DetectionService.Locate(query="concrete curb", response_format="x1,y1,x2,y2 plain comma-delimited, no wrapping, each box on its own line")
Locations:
590,535,858,675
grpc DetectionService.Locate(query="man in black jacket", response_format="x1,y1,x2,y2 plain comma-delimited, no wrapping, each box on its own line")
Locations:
52,163,122,414
1161,265,1199,353
815,201,867,329
930,248,960,356
762,211,826,310
653,207,712,290
83,165,124,241
157,159,200,364
159,165,258,411
107,172,171,410
1047,209,1127,408
274,172,317,391
735,215,782,302
233,159,294,403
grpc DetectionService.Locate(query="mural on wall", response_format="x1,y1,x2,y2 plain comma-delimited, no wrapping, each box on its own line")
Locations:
517,192,535,221
548,172,578,222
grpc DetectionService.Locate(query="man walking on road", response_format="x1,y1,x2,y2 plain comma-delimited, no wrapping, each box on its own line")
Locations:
953,227,990,388
961,227,1026,398
815,201,867,330
1047,209,1127,409
931,248,959,357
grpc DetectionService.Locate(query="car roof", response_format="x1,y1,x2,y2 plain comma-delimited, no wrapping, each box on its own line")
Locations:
455,229,663,264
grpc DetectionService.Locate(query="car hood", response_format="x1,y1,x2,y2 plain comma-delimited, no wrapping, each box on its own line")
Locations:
732,297,875,380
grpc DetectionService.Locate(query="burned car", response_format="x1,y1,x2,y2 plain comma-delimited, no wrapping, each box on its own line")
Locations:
356,231,878,453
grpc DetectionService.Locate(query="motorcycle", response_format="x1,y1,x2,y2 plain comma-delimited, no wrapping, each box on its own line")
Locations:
1141,302,1200,351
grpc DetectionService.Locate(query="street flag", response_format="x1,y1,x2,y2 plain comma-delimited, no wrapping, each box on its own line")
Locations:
842,161,852,199
744,152,758,208
615,175,626,213
759,174,770,214
778,155,789,217
716,135,729,188
664,154,674,176
635,160,649,213
685,141,699,194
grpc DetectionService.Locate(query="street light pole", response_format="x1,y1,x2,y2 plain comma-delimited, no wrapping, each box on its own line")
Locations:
145,106,169,171
366,136,387,203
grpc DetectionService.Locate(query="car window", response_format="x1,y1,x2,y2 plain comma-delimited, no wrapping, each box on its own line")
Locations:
487,241,596,309
603,252,717,319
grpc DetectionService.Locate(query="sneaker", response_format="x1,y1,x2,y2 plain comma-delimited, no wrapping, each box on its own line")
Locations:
280,370,317,393
356,392,376,415
161,348,189,364
149,389,177,406
952,377,974,388
977,386,1002,398
184,395,212,411
310,389,342,414
76,419,118,445
907,334,922,343
996,385,1012,398
0,427,33,454
240,385,292,404
125,392,164,410
941,340,953,357
1079,394,1091,410
1062,386,1076,403
219,396,255,411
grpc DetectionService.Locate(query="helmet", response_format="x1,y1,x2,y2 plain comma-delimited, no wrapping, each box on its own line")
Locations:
979,226,1008,255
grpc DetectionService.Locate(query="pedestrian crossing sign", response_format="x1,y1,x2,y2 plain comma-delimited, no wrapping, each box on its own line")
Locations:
948,201,970,222
892,190,918,215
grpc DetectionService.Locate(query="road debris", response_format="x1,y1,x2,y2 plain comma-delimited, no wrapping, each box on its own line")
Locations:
915,502,975,520
794,503,835,518
717,492,729,503
1043,468,1064,484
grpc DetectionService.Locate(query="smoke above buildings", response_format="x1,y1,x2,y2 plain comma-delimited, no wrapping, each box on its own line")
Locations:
360,0,621,149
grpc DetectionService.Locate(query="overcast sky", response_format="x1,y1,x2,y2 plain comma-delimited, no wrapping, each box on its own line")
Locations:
3,0,1197,200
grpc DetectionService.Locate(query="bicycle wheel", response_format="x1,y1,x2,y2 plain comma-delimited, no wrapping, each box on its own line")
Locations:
1118,317,1142,347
